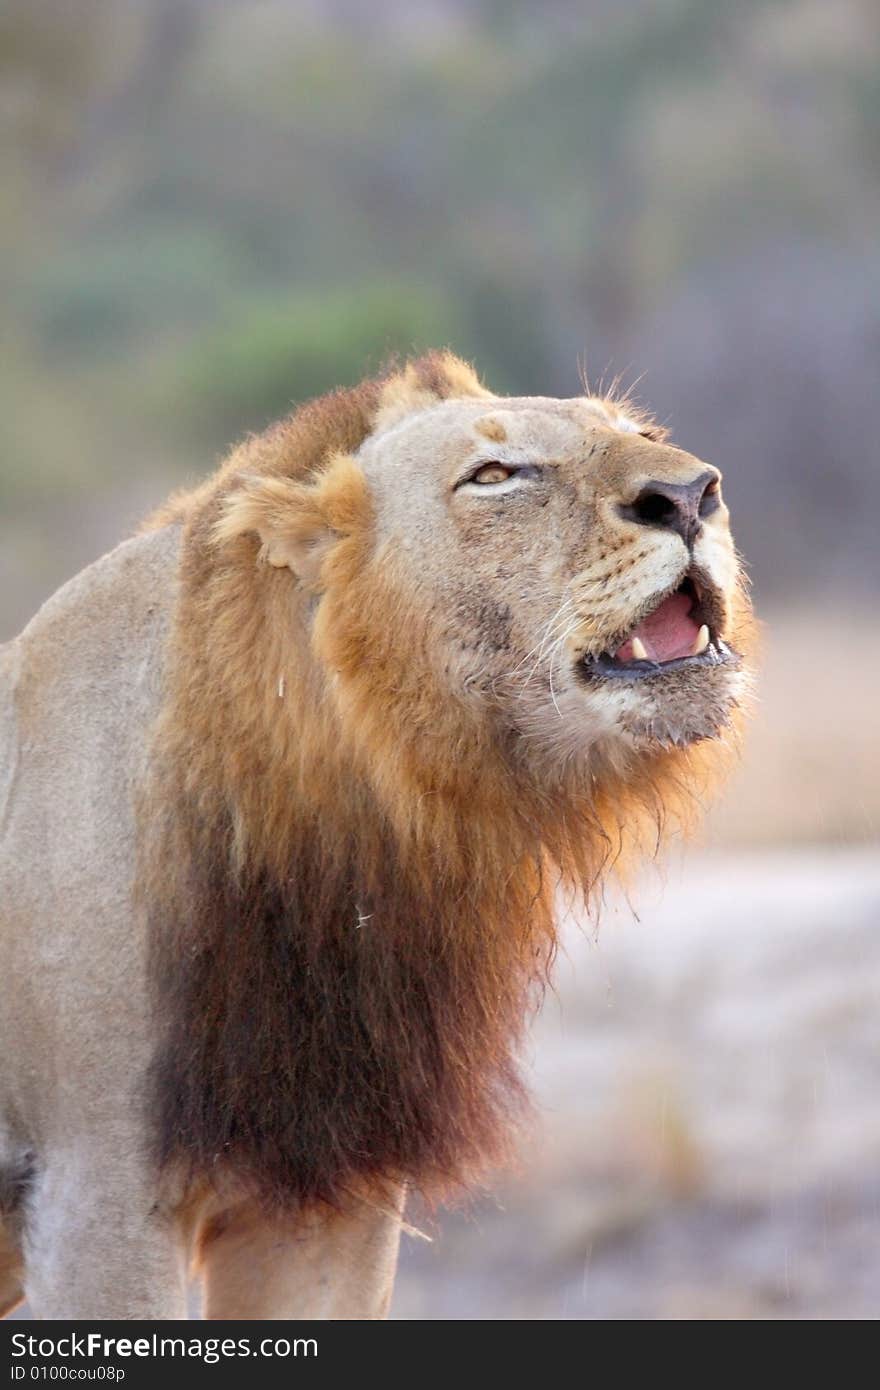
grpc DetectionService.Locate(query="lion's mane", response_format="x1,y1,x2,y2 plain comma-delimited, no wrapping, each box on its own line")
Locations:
143,354,746,1213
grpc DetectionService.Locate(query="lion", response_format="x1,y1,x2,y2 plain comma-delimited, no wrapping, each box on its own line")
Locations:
0,352,752,1319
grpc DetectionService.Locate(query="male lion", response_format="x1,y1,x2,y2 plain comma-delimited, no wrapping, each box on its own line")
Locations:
0,353,752,1319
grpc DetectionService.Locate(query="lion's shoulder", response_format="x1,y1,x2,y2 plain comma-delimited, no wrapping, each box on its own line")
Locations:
6,524,183,754
14,523,181,660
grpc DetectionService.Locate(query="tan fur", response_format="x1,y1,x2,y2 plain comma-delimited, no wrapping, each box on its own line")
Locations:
473,415,508,443
197,1191,404,1320
0,353,752,1318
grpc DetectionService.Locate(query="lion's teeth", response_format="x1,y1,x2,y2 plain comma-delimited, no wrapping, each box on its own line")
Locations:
692,624,710,656
631,636,649,661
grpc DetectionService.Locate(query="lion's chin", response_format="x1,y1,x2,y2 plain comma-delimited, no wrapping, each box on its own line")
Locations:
511,656,746,769
598,657,748,752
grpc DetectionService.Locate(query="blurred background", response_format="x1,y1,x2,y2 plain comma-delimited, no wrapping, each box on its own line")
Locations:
2,0,878,1319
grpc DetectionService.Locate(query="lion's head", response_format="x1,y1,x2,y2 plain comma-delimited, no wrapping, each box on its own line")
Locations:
213,352,750,828
148,352,753,1211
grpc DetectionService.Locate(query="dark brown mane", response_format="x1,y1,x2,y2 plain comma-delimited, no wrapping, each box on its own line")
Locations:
148,794,553,1211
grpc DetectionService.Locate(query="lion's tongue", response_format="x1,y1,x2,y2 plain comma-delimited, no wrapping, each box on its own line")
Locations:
615,590,699,663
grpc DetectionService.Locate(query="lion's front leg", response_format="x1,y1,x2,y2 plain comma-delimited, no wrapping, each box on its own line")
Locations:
22,1144,188,1320
197,1186,405,1320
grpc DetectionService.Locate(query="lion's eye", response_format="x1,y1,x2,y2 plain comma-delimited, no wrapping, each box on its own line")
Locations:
455,461,541,492
471,463,514,485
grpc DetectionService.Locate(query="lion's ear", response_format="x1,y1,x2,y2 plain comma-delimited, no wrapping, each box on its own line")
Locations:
214,475,329,583
214,457,369,588
262,519,335,587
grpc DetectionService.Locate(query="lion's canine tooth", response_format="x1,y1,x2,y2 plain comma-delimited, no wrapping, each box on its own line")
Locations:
692,624,710,656
631,636,649,661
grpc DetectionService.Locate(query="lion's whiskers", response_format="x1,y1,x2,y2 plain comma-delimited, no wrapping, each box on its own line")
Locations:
508,596,575,679
510,593,581,688
547,615,584,718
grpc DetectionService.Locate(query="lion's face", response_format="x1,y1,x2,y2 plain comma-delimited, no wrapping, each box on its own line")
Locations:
217,360,751,792
357,394,748,759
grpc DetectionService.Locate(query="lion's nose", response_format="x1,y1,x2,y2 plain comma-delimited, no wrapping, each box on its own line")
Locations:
618,468,721,548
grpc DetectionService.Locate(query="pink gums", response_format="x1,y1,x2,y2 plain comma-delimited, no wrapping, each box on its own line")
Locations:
615,590,700,664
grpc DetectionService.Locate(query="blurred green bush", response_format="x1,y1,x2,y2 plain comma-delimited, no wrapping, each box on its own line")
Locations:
165,281,468,446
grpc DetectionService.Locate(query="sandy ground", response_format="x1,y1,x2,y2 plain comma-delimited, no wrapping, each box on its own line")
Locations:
393,848,880,1320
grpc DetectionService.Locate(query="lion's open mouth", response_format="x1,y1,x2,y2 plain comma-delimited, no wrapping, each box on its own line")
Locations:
581,576,735,681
